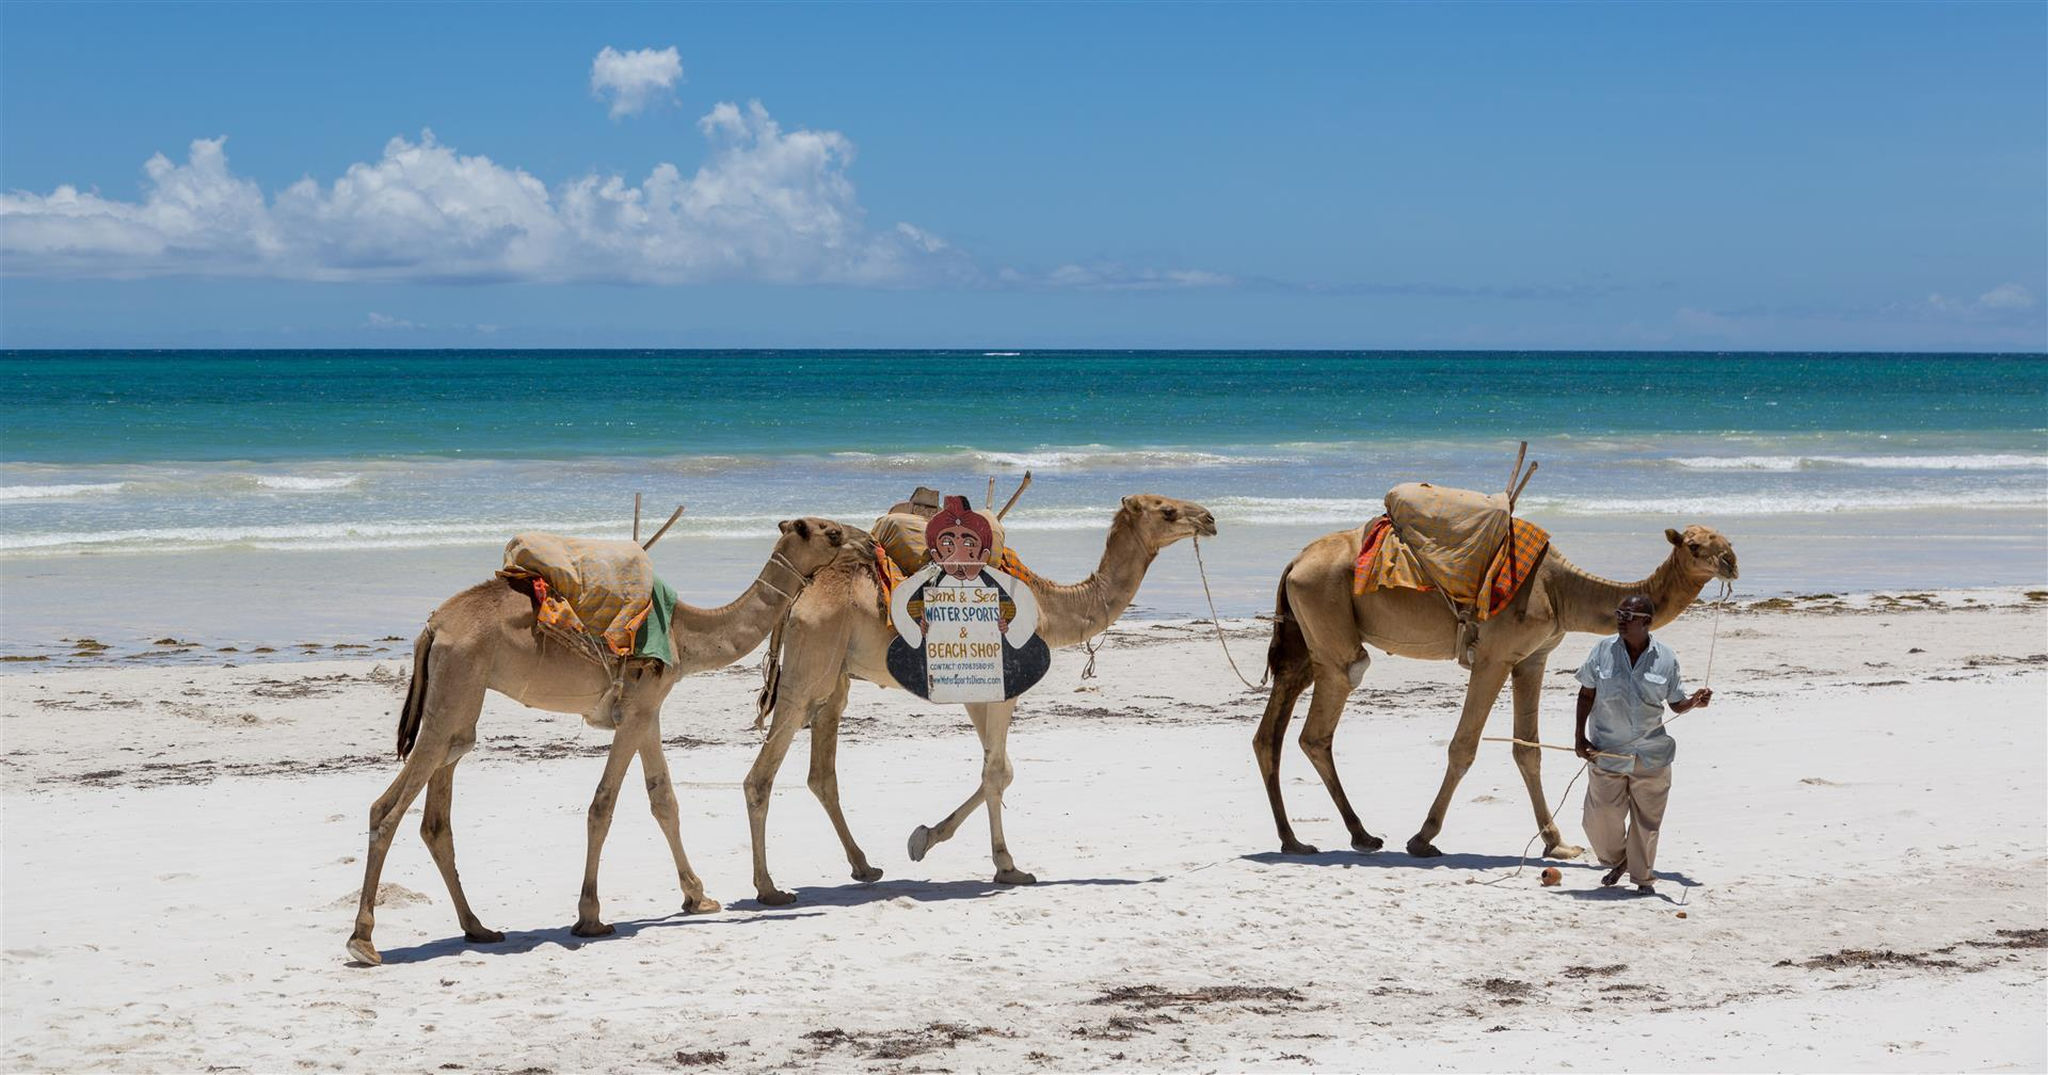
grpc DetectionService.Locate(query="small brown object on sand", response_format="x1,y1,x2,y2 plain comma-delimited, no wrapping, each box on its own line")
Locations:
1540,867,1562,887
1676,911,1688,919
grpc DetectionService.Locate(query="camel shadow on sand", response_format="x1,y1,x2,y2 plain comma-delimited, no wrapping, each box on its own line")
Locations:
731,874,1158,913
367,907,825,966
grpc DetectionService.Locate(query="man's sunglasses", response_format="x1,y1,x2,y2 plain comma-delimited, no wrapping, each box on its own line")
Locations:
1614,609,1651,622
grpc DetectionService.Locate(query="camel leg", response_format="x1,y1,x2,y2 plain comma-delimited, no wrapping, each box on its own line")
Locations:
570,718,646,937
345,745,443,965
1252,657,1316,854
1298,661,1383,853
636,723,722,915
744,682,812,906
804,677,882,884
968,700,1034,885
1507,649,1584,860
419,758,504,944
1407,659,1514,857
346,642,483,966
907,784,984,862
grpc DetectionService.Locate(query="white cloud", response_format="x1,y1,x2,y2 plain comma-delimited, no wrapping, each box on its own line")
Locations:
1926,283,2037,317
1973,282,2035,311
0,100,1238,293
1000,262,1237,291
0,104,977,287
365,312,417,329
591,46,683,119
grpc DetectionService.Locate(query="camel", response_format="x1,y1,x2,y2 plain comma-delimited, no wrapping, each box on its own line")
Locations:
743,494,1217,905
345,518,856,966
1254,524,1738,859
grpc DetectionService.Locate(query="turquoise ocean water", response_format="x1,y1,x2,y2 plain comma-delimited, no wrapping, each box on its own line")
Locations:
2,350,2044,657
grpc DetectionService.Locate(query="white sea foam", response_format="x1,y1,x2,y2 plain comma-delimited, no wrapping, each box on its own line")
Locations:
1521,489,2048,516
1669,454,2048,472
250,474,362,491
828,446,1292,472
0,483,126,501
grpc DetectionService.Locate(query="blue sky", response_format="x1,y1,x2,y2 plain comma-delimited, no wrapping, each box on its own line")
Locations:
1,2,2042,350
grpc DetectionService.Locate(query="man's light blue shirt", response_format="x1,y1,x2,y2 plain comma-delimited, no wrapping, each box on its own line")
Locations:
1576,635,1687,774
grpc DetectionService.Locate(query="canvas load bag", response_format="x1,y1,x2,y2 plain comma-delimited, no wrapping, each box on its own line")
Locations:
497,533,656,659
1381,482,1513,605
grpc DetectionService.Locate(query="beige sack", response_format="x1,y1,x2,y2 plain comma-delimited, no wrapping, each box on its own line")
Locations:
1382,482,1511,603
499,533,655,653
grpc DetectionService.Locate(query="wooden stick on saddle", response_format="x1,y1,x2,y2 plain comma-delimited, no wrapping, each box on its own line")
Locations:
633,493,643,543
997,470,1034,520
641,504,685,550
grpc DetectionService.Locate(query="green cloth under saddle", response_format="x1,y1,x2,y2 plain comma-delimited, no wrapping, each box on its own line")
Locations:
632,576,678,666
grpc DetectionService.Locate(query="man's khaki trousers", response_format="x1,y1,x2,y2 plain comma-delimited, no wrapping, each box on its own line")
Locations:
1582,763,1672,886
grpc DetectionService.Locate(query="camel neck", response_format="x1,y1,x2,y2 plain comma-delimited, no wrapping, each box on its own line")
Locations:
666,561,798,673
1550,551,1709,635
1026,512,1157,649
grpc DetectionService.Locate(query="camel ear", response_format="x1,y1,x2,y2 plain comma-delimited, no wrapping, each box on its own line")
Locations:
1665,528,1683,546
1121,496,1136,510
778,519,795,535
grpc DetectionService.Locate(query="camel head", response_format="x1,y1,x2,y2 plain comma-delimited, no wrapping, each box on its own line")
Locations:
1665,525,1739,582
1116,494,1218,553
775,517,863,577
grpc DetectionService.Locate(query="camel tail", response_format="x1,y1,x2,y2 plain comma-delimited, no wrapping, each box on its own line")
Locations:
396,627,433,760
1265,561,1312,693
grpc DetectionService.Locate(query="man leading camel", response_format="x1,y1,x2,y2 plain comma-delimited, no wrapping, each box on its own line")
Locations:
1573,593,1712,894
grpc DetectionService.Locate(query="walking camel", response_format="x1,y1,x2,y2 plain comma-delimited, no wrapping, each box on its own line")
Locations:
1255,524,1738,859
346,518,855,966
744,494,1217,905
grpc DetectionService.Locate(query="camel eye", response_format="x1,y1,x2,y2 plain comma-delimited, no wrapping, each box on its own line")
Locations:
1162,507,1179,522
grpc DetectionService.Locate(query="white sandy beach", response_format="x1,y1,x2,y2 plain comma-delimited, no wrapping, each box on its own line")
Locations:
3,592,2044,1072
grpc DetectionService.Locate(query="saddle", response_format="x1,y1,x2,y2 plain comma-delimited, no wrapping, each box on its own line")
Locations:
1355,482,1549,668
497,532,665,729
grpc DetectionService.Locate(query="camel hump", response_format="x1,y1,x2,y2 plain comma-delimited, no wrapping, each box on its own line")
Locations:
1382,483,1513,599
498,532,655,656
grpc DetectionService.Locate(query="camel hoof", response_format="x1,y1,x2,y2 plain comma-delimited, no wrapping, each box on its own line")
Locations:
994,868,1037,886
1351,834,1385,854
1406,836,1443,858
1544,843,1585,861
345,936,382,966
683,896,722,915
852,865,884,884
463,927,505,944
569,919,614,938
1280,840,1320,855
757,889,798,907
907,825,934,862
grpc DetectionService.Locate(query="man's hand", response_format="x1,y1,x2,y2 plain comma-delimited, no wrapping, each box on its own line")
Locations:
1575,735,1597,761
1688,687,1713,709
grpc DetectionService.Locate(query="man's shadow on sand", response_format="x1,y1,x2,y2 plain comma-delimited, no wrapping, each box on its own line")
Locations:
366,876,1155,965
1243,848,1701,894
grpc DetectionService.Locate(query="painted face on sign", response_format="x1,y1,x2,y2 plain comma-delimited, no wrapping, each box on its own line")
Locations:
932,523,986,580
